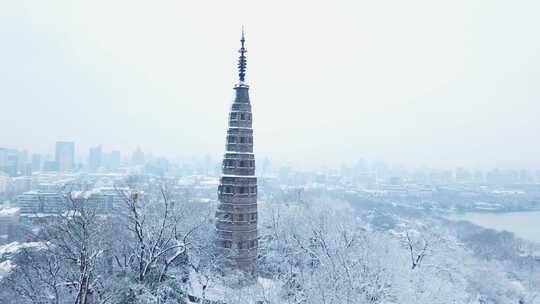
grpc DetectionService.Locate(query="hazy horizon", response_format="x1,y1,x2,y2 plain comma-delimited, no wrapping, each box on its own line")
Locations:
1,0,539,170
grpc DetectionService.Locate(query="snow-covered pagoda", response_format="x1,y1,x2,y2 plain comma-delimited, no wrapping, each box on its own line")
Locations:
215,30,258,274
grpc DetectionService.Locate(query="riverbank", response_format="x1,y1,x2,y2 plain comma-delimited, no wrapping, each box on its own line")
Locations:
452,211,540,243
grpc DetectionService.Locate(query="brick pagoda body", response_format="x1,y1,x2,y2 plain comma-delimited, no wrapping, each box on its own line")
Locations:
215,31,258,274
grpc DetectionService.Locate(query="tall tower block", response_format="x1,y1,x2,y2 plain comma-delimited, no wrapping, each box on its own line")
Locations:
215,30,258,274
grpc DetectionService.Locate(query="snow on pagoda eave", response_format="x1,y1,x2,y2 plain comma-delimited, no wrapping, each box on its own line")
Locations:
234,82,250,89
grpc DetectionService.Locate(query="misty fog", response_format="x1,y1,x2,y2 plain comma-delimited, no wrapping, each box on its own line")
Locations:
1,0,539,169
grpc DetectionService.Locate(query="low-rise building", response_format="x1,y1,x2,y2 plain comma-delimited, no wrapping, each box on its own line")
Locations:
0,207,20,243
15,187,129,218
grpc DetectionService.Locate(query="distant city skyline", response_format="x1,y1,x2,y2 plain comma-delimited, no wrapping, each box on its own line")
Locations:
1,141,540,172
3,141,540,174
1,1,539,170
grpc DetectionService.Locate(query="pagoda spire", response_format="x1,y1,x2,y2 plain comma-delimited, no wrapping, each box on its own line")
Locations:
238,27,247,83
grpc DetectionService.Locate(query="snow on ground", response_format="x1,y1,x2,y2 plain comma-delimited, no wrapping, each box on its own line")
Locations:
0,241,45,258
188,270,282,304
0,260,14,280
0,242,44,282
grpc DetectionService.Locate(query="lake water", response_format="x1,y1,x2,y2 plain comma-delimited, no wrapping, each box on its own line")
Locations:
455,211,540,243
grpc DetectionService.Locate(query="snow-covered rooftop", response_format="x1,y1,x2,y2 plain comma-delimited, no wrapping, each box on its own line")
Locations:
0,207,19,217
0,241,45,257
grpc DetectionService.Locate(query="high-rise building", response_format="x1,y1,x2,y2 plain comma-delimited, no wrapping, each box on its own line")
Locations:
17,150,28,174
31,153,42,172
215,31,258,274
0,148,20,176
0,172,10,193
88,145,102,172
131,147,145,166
145,157,169,176
105,150,121,170
43,160,59,172
55,141,75,172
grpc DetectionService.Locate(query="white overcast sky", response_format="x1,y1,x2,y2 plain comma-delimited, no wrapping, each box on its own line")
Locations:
0,0,539,169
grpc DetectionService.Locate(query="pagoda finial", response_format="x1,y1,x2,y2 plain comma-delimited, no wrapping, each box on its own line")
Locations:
238,27,247,83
